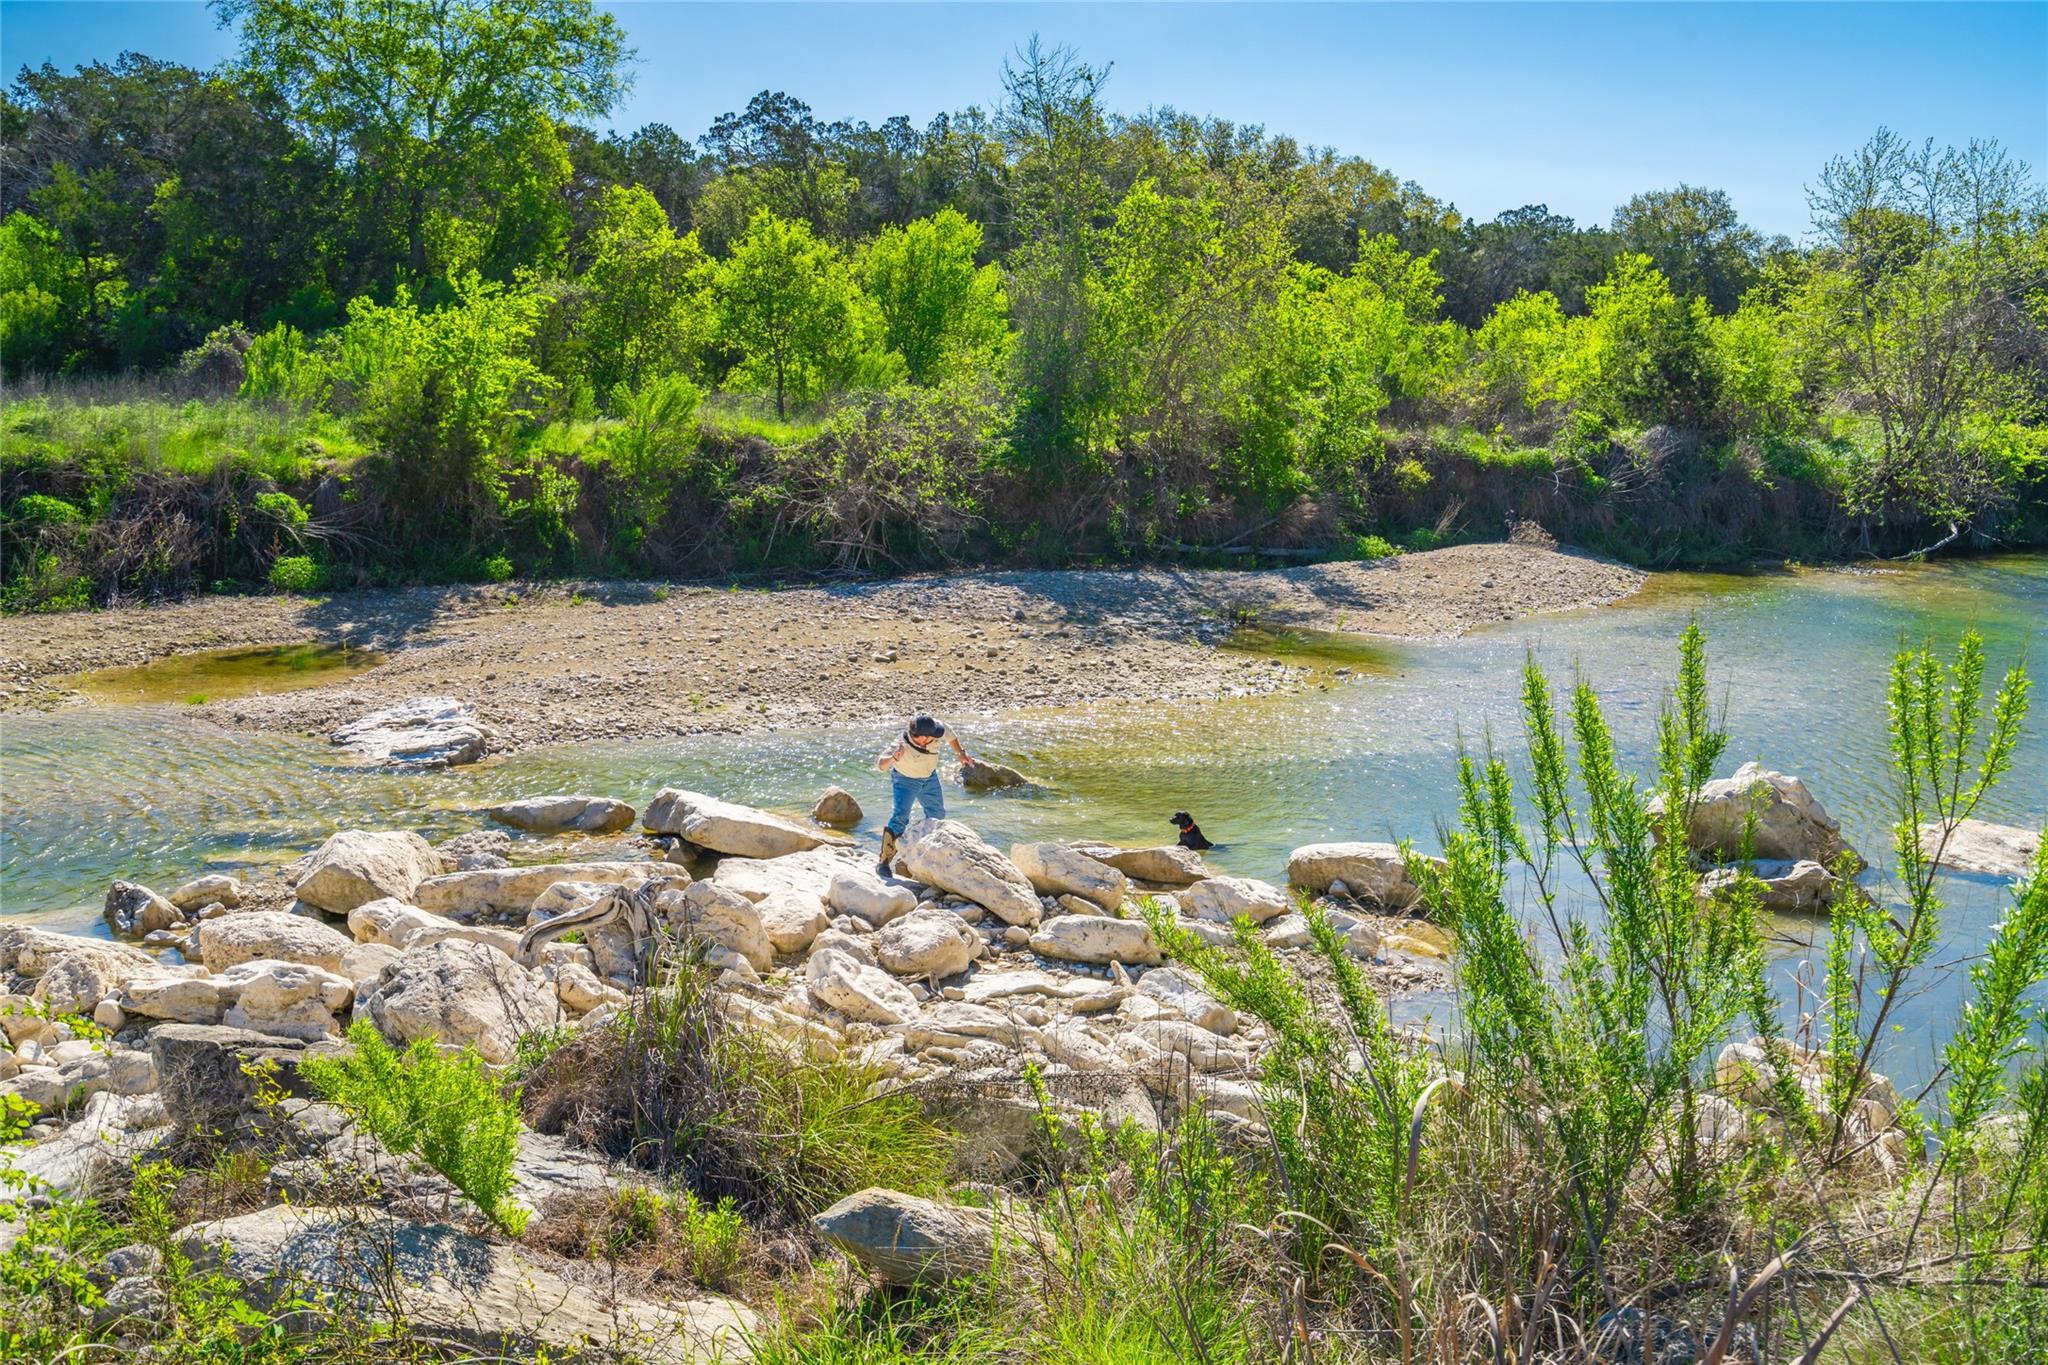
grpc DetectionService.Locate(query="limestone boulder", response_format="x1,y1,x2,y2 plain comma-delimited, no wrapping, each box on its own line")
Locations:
1068,842,1210,886
196,912,352,973
712,844,869,903
1654,763,1861,868
337,943,402,990
1029,914,1162,967
876,907,979,978
1285,842,1439,911
813,1187,1043,1288
345,897,447,947
1183,876,1292,925
354,940,558,1065
1919,819,2041,879
812,786,864,827
807,947,920,1025
180,1206,756,1363
147,1024,340,1127
103,881,182,937
437,829,512,872
1135,967,1235,1034
643,787,851,857
957,760,1036,793
169,874,243,911
3,928,158,1015
413,861,655,918
330,697,486,768
487,794,636,835
218,960,355,1041
659,882,773,973
828,869,918,926
896,819,1041,927
1699,859,1840,912
1011,843,1127,912
756,890,830,955
295,831,441,913
120,970,227,1025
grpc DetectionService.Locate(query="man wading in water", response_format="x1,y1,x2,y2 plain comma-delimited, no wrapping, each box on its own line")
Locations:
876,714,975,874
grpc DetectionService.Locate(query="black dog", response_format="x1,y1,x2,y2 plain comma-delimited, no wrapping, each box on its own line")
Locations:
1170,811,1213,851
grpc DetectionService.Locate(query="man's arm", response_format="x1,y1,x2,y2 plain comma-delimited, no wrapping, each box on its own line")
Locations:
877,739,902,773
949,733,974,766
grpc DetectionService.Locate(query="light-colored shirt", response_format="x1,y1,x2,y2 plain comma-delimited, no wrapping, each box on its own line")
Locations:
890,731,945,779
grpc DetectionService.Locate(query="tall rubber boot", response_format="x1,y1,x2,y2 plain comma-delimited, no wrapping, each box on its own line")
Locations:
878,831,898,878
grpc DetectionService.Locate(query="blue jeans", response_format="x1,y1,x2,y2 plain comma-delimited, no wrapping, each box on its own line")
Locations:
884,769,946,836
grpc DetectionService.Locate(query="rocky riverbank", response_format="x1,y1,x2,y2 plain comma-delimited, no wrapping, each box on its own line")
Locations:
1,543,1646,752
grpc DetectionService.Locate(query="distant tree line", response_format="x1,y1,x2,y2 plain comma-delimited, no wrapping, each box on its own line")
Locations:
0,0,2042,604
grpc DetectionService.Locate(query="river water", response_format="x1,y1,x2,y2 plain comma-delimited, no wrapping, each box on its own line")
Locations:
4,556,2043,1085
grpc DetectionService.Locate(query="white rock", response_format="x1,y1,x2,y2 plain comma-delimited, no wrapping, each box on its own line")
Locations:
807,947,920,1025
169,874,243,911
1918,819,2040,879
413,862,655,918
195,912,352,973
120,971,226,1025
1067,843,1210,886
296,831,443,913
337,943,403,989
1183,876,1291,925
1010,843,1128,911
402,923,522,958
828,869,919,926
487,795,636,835
330,697,486,768
712,845,870,903
756,891,830,955
354,940,559,1065
642,788,851,858
1654,763,1861,868
1029,915,1162,966
896,819,1042,927
548,962,623,1015
1285,842,1439,911
346,897,447,947
1261,913,1313,948
3,928,154,1016
1135,968,1235,1035
875,908,979,978
217,960,355,1041
661,883,772,973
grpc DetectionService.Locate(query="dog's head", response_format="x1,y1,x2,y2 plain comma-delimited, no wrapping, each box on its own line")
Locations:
1169,811,1194,829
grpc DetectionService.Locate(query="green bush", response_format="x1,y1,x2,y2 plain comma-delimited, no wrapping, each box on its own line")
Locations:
252,490,309,527
266,554,321,592
303,1019,529,1235
8,493,82,526
480,552,515,583
1350,533,1399,560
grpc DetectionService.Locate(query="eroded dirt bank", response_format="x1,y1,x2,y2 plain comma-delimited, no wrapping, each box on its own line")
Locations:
1,543,1645,752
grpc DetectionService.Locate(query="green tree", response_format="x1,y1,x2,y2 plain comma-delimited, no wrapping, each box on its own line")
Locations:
0,211,89,373
215,0,628,279
861,208,1009,384
1557,253,1718,427
714,208,898,415
578,184,712,396
1795,129,2047,547
1611,185,1762,314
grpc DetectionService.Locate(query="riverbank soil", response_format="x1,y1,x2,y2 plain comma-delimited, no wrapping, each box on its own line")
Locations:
0,543,1643,751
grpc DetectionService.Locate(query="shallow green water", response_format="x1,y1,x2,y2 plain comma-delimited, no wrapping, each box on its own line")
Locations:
62,642,385,704
4,555,2043,1084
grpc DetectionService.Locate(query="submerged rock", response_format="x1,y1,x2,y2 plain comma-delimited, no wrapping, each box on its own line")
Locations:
811,785,864,827
1918,819,2041,879
486,794,636,835
330,696,486,768
1698,859,1841,912
958,759,1037,793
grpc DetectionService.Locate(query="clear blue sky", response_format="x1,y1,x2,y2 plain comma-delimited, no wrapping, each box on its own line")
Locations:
2,1,2041,238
